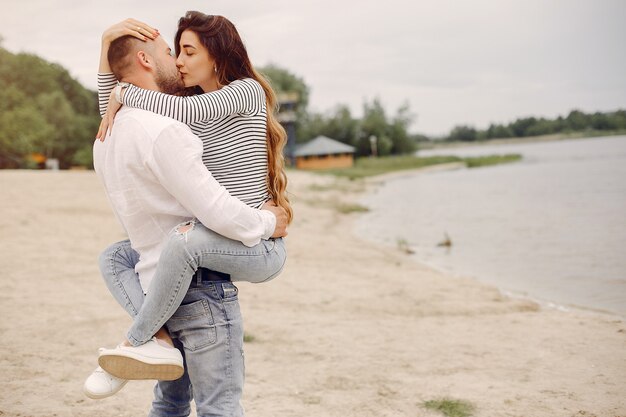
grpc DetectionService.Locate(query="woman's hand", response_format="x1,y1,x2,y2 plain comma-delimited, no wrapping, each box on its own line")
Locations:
99,19,159,73
102,18,159,45
96,89,123,141
262,201,289,238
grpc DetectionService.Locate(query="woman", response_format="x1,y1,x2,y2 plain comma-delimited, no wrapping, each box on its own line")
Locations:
84,12,292,400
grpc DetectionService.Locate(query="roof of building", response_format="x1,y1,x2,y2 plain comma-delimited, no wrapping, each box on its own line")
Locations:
294,136,356,157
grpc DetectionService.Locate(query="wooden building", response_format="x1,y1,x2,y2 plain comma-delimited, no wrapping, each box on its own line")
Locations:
294,136,355,170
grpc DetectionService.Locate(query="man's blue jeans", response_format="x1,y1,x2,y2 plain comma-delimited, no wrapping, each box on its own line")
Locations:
148,279,245,417
101,259,245,417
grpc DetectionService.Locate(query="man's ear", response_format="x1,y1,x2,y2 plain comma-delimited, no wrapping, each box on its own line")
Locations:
135,51,154,71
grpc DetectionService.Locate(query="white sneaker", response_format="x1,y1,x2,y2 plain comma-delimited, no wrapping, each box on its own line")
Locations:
83,366,128,399
98,338,184,381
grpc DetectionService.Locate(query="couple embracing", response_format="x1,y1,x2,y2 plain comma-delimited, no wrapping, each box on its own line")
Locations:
85,11,292,417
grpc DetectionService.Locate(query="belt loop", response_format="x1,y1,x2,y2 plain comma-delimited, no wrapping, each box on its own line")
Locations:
195,269,202,285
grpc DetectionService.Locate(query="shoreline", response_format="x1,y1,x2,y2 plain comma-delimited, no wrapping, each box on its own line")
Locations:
0,169,624,416
418,131,626,151
352,163,625,321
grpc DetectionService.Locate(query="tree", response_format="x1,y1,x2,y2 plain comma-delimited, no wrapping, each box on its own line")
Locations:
486,123,513,139
565,110,590,131
358,98,390,156
510,117,538,137
448,125,478,141
0,46,101,168
259,64,309,110
0,105,54,167
389,102,416,154
299,105,359,146
590,112,617,130
259,64,311,142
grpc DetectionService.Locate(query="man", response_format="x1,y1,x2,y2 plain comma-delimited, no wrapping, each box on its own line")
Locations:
90,34,287,416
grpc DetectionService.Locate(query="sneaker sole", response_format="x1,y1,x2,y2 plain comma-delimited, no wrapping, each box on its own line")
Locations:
99,355,184,381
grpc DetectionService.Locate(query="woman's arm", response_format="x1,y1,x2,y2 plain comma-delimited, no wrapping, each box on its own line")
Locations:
97,19,159,116
121,78,265,124
98,73,118,117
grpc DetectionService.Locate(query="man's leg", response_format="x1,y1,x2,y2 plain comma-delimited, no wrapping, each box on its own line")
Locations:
166,279,245,417
127,221,285,346
98,239,144,317
148,338,193,417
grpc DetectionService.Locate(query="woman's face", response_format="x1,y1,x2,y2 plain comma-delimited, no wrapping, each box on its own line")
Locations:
176,29,217,92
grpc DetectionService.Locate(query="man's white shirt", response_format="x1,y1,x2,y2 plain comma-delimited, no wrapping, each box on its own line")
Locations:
93,107,275,291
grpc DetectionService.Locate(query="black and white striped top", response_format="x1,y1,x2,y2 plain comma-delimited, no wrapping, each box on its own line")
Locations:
98,74,270,209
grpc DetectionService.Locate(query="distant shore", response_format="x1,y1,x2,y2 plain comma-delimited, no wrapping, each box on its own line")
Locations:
418,130,626,151
0,169,624,417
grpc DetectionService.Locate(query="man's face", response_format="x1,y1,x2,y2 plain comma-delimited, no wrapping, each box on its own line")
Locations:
151,37,185,94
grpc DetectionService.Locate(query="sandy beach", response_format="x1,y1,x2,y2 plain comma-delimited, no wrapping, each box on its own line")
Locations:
0,169,624,417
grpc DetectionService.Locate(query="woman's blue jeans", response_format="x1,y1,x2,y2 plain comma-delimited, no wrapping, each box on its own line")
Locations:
98,220,286,347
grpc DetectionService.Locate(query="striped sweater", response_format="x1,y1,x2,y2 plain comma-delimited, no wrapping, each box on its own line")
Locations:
98,73,270,209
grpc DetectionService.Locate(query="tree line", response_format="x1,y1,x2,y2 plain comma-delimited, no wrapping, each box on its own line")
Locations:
263,65,626,154
0,45,100,169
444,109,626,142
262,64,419,157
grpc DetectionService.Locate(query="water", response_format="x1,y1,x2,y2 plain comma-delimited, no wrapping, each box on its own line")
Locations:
355,136,626,316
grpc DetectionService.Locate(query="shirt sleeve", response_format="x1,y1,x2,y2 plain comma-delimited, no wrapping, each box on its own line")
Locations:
98,72,118,117
122,78,265,124
147,123,275,246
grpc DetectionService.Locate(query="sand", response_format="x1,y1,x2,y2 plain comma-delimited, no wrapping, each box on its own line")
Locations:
0,169,624,417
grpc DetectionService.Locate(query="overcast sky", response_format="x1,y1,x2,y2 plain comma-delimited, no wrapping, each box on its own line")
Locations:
1,0,625,135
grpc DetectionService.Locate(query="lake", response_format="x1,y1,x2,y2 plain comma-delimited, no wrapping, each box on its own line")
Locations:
355,135,626,316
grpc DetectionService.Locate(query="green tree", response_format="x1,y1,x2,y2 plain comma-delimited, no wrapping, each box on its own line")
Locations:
388,102,417,154
565,110,590,131
0,46,100,168
509,117,538,137
358,98,391,156
259,64,311,143
259,64,309,110
0,105,54,166
590,112,617,130
486,123,513,139
299,105,359,146
448,125,478,141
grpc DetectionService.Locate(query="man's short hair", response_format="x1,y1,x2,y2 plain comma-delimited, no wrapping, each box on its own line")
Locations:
107,36,147,80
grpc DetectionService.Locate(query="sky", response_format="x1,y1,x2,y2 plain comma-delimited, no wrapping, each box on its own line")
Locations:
1,0,625,136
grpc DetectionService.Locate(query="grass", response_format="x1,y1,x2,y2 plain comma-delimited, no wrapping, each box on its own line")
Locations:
335,203,369,214
463,154,522,168
396,238,415,254
325,155,460,179
243,333,256,343
322,154,521,179
307,182,366,193
423,398,475,417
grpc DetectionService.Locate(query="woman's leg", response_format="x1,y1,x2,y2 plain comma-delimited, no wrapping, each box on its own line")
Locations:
126,220,286,346
99,240,175,345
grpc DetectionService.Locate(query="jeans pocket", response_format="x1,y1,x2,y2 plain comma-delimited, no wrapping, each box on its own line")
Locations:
166,299,217,351
262,238,277,253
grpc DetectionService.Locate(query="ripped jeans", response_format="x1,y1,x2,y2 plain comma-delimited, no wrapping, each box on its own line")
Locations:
98,220,286,347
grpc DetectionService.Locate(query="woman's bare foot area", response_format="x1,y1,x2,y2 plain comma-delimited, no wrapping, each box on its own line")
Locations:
120,327,174,348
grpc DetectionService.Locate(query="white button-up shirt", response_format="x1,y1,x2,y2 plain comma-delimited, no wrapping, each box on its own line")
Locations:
93,107,275,291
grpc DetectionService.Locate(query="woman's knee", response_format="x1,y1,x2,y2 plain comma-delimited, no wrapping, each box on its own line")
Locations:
168,221,222,253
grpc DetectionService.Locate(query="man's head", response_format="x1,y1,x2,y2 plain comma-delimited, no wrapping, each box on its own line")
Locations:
107,35,184,94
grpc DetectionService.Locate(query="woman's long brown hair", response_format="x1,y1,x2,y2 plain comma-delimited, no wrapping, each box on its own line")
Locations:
175,11,293,223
